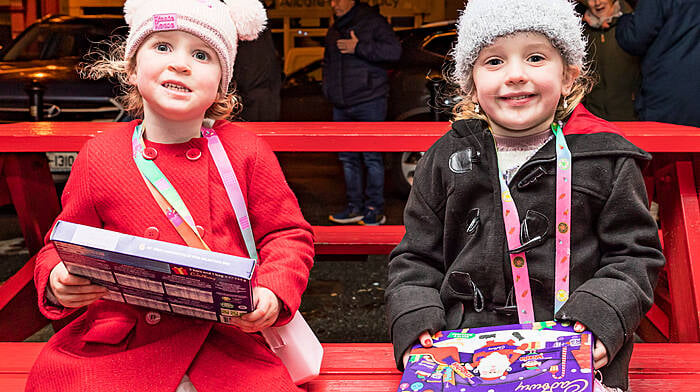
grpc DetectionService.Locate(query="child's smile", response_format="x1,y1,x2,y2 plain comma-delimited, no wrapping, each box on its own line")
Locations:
499,92,537,106
161,80,192,94
472,32,578,137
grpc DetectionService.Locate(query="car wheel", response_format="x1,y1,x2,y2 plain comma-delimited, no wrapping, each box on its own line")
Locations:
393,151,425,196
388,113,433,197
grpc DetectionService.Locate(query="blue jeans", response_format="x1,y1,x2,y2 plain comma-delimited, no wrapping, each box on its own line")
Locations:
333,97,387,213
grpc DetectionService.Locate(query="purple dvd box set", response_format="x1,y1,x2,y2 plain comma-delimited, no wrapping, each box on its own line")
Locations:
50,220,256,324
398,321,593,392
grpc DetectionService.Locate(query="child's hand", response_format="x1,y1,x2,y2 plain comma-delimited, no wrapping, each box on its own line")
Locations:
402,330,433,368
230,286,282,333
48,262,107,308
574,321,609,369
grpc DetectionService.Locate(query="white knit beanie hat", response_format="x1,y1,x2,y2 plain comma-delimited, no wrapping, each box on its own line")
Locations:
123,0,267,92
453,0,586,92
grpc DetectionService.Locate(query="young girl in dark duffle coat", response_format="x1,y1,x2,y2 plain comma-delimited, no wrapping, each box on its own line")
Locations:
385,0,664,391
26,1,314,391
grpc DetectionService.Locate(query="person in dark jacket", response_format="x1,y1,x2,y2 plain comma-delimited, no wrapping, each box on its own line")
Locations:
386,0,664,391
615,0,700,127
233,26,282,121
323,0,401,226
582,0,641,120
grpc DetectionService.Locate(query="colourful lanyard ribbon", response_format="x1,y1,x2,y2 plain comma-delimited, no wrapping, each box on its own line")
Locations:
132,124,258,260
495,122,571,323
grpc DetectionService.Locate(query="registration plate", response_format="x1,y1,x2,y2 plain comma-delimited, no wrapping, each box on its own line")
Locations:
46,152,78,173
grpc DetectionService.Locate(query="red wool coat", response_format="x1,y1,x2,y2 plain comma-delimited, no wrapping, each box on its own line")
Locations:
26,120,315,392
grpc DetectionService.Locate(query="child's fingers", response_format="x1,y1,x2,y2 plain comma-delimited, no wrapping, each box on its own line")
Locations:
51,262,92,287
57,272,92,286
419,330,433,347
57,291,106,308
242,287,280,320
593,339,609,369
53,284,107,300
241,290,275,322
228,314,275,333
51,273,107,307
59,273,93,286
243,306,277,330
593,356,608,370
230,308,267,330
402,348,412,368
225,287,281,332
402,331,432,368
241,306,266,323
55,284,107,295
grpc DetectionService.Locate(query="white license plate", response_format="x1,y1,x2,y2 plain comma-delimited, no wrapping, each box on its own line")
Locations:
46,152,78,173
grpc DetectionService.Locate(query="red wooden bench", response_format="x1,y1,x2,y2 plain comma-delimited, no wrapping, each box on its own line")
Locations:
2,121,700,344
1,342,699,391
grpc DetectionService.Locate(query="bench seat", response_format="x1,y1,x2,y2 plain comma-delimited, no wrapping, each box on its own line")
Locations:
312,225,404,255
2,342,699,391
0,226,406,341
308,343,700,391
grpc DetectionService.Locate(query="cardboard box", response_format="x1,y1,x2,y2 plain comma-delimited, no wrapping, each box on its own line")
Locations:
399,321,593,391
50,220,256,324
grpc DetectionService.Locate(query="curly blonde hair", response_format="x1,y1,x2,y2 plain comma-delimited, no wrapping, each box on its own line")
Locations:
449,57,595,124
80,37,240,120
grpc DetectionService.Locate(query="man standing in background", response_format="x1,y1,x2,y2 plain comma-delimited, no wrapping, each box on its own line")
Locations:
615,0,700,127
323,0,402,226
233,1,282,121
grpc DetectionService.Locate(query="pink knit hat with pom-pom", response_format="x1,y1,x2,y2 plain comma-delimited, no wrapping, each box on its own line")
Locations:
123,0,266,92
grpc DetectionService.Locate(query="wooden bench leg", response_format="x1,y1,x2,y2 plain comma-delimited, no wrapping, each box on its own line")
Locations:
655,160,700,342
0,154,59,340
0,256,49,341
2,153,61,255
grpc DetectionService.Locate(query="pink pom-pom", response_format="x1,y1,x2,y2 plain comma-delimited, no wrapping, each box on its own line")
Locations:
225,0,268,41
123,0,149,26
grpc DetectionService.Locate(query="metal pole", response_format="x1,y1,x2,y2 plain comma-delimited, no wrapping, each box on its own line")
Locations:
26,80,45,121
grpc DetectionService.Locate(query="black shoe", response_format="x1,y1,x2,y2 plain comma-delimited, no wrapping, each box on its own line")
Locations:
358,207,386,226
329,206,365,224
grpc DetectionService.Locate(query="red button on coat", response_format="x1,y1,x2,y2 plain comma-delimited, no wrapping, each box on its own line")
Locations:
144,226,159,239
142,147,158,160
196,225,205,238
186,148,202,161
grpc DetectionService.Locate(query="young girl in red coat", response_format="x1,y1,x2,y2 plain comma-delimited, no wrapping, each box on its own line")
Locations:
386,0,664,391
26,1,314,391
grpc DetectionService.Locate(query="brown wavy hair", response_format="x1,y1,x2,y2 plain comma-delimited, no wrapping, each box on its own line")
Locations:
80,36,240,120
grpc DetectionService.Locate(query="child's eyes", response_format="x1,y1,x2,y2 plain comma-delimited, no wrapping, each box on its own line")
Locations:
528,54,545,62
194,51,209,61
486,58,503,66
155,43,170,52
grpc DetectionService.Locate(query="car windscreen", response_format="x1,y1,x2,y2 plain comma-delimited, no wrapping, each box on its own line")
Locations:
1,22,124,61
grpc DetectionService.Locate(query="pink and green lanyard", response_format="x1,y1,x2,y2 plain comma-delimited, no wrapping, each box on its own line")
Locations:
495,122,571,323
132,124,258,261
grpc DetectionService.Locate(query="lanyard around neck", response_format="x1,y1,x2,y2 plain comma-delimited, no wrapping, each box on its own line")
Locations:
132,124,258,260
494,122,571,323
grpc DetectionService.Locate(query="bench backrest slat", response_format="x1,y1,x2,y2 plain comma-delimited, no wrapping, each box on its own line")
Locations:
1,122,699,153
